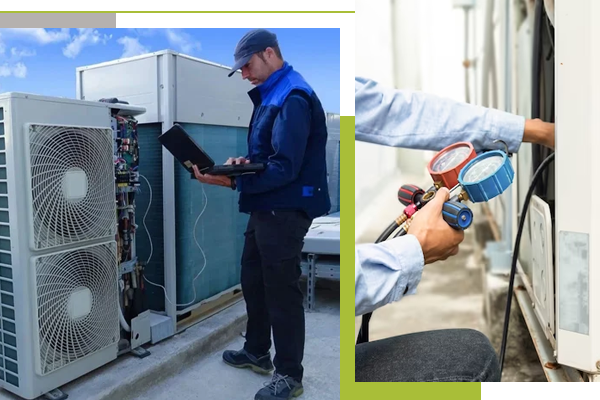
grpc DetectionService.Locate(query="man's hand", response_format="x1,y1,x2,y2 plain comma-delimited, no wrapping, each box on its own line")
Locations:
524,118,555,150
192,165,232,188
407,187,465,264
226,157,250,165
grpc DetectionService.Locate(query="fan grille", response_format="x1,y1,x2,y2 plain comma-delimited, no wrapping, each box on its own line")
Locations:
29,124,116,250
35,242,119,375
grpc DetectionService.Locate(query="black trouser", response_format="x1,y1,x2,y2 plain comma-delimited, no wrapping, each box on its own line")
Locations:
355,329,501,382
241,210,312,382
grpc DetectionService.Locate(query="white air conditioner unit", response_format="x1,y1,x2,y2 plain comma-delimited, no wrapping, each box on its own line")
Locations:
555,0,600,375
0,92,143,399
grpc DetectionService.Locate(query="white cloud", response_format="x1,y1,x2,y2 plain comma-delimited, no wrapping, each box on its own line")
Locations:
12,62,26,78
0,30,63,82
0,62,26,78
127,28,201,55
10,47,35,59
62,28,112,59
117,36,149,58
1,28,70,44
0,34,30,81
165,29,201,54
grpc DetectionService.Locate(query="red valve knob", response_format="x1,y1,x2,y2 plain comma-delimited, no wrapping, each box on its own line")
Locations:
398,184,425,206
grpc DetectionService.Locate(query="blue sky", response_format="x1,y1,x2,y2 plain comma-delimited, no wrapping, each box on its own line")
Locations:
0,28,340,114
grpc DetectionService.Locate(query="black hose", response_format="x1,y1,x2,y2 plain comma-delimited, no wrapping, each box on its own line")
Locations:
357,313,372,344
394,227,408,238
498,152,555,374
359,188,460,344
375,220,399,243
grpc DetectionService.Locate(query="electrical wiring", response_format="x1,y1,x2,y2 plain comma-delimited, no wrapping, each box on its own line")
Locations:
138,174,209,308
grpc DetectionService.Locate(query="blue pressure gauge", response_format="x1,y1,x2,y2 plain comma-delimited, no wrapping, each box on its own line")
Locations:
457,150,514,203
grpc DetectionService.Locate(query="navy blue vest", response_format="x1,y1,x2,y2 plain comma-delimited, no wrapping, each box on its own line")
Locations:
236,62,331,219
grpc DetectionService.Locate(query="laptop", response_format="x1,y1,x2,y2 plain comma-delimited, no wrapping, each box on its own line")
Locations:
157,124,265,177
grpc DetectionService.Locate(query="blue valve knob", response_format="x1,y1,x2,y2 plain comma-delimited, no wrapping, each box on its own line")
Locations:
458,150,514,203
443,201,473,230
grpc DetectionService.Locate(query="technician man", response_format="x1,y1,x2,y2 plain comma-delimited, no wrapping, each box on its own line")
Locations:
193,29,330,399
354,76,555,382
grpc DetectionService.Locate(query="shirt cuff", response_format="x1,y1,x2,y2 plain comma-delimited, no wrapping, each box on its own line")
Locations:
235,176,243,192
487,108,525,154
378,234,425,298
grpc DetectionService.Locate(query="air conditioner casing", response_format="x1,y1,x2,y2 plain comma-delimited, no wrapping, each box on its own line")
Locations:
555,0,600,374
0,92,143,399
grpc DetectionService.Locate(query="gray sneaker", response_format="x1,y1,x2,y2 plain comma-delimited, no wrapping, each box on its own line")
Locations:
222,348,274,375
254,373,304,400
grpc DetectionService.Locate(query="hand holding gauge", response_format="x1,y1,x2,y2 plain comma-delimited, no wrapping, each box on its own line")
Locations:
383,140,515,241
358,140,516,346
391,142,478,238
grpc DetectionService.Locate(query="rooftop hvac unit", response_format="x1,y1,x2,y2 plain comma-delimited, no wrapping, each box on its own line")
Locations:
0,92,144,399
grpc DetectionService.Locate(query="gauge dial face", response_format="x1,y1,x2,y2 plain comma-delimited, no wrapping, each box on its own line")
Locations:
431,146,472,173
462,155,505,183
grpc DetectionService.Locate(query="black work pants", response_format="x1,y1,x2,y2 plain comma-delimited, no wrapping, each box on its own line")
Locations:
241,210,312,382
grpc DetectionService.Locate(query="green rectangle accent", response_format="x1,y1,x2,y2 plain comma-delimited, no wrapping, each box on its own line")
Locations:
0,240,9,252
0,184,6,195
0,197,7,209
0,212,8,223
0,225,9,237
0,154,5,166
0,168,6,180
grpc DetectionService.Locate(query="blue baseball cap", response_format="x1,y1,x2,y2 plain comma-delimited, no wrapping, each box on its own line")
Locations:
228,29,278,77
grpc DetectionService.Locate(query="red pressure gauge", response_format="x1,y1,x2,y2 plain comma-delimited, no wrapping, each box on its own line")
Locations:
427,142,476,189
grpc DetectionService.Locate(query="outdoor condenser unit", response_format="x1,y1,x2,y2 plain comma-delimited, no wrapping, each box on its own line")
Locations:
554,0,600,377
516,0,600,380
0,92,144,399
